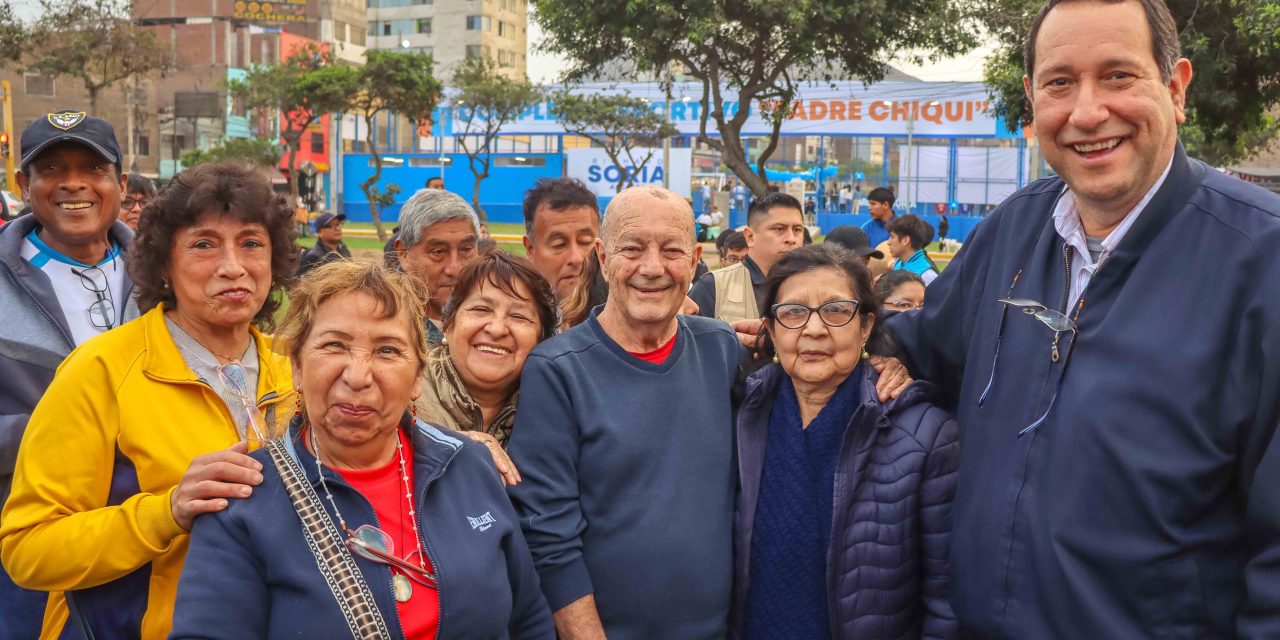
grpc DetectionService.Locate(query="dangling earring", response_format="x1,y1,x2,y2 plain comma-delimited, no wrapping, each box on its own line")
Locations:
161,277,169,290
293,393,302,419
861,344,870,360
411,402,418,418
771,354,779,364
441,335,447,345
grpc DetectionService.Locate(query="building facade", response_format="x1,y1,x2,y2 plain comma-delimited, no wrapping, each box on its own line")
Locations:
366,0,528,81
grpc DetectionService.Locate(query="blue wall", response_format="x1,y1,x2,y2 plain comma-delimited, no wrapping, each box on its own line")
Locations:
342,153,564,224
815,212,984,241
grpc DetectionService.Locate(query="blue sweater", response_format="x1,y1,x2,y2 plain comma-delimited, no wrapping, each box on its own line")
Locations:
506,310,740,639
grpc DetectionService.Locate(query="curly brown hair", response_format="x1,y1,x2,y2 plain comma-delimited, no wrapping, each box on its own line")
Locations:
127,163,298,330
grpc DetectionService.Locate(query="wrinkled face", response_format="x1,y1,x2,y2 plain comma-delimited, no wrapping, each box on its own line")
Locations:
1025,0,1190,218
295,292,422,451
744,206,804,267
523,203,600,299
317,220,343,246
121,190,150,230
767,267,872,387
17,144,125,250
597,198,701,328
868,200,893,221
445,279,542,398
168,212,273,330
883,281,926,312
397,218,478,317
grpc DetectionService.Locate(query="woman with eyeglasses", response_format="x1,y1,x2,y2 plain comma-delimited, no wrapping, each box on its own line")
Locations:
0,163,300,639
876,269,927,313
170,261,553,639
731,244,960,640
121,174,156,230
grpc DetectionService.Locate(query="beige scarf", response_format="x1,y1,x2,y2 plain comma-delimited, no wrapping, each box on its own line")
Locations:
414,344,519,447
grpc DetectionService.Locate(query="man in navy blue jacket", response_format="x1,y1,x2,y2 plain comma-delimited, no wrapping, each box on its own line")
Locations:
507,186,740,639
886,1,1280,637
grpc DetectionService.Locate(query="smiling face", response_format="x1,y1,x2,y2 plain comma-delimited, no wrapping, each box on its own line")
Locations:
167,212,273,334
17,143,125,256
397,218,478,318
445,279,542,398
1025,0,1192,222
597,195,701,329
523,203,600,299
295,292,422,452
767,267,873,387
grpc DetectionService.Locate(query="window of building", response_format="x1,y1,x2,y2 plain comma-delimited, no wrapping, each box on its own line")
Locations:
417,18,431,34
409,157,452,167
24,73,54,98
310,132,324,153
465,44,490,59
382,22,393,36
465,15,490,30
497,49,516,67
494,156,545,167
368,21,378,35
137,135,150,157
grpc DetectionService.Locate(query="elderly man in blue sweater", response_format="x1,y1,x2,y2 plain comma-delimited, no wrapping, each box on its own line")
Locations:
887,0,1280,637
507,186,739,639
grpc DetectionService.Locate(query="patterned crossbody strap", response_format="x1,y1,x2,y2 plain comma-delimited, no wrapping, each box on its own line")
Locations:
265,439,392,639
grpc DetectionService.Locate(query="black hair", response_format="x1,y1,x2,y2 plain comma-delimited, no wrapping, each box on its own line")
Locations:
522,177,599,238
722,230,748,251
126,174,156,198
875,269,926,300
885,214,935,251
867,187,895,206
1025,0,1180,83
746,191,803,228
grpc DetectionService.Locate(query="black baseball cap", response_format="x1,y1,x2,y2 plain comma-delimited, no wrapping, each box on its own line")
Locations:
20,110,122,171
824,226,884,259
313,212,346,232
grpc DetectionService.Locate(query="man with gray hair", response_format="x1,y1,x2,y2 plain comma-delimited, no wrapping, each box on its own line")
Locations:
395,188,480,342
507,186,740,639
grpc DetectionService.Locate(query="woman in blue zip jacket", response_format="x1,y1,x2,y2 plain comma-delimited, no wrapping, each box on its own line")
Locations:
170,261,553,639
730,244,960,640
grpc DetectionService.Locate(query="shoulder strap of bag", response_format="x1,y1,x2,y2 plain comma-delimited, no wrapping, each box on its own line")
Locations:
265,439,392,640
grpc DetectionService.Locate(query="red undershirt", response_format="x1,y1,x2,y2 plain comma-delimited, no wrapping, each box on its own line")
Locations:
334,429,439,639
627,332,678,364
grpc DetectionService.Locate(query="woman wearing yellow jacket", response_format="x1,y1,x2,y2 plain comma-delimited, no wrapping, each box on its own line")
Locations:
0,164,298,639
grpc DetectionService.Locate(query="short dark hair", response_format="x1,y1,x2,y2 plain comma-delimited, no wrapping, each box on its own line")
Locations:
885,214,934,250
128,163,298,330
522,177,598,238
126,174,156,198
425,176,444,188
747,192,803,228
442,250,560,342
722,230,748,252
875,269,926,300
1025,0,1180,83
756,244,892,360
867,187,895,206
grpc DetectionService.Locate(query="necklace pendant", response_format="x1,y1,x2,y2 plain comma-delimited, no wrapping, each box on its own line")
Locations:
393,573,413,602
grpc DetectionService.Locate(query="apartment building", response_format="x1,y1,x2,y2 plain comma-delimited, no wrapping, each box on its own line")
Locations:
365,0,528,80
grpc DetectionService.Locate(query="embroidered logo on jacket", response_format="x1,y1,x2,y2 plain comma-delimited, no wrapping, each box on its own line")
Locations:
467,511,496,531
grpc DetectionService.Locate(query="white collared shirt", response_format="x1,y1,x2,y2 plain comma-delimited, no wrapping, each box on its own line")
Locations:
1052,158,1173,307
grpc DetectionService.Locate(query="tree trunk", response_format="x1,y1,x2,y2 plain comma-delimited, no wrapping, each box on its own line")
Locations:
285,140,300,206
360,113,389,242
87,85,99,117
719,126,769,195
471,169,487,221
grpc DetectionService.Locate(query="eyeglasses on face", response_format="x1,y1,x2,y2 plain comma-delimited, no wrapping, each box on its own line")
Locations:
122,197,147,210
770,299,861,330
883,299,923,311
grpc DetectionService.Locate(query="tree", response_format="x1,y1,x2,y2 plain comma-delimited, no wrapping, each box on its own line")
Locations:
348,50,442,242
0,3,28,67
179,137,282,169
553,90,679,193
981,0,1280,165
25,0,174,114
231,44,356,205
450,57,542,220
531,0,976,195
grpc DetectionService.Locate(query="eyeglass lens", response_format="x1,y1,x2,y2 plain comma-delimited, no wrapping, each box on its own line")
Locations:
346,524,437,588
74,267,115,329
773,300,859,329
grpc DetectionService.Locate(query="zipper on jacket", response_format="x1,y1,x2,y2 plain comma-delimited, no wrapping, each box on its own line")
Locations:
418,438,463,640
1051,243,1072,363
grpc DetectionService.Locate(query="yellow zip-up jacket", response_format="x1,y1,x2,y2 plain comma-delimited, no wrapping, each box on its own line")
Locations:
0,306,296,639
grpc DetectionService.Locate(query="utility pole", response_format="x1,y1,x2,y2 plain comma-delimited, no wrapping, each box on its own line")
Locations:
1,80,16,194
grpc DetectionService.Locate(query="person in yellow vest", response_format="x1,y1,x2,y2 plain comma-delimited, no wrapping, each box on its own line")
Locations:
688,192,805,324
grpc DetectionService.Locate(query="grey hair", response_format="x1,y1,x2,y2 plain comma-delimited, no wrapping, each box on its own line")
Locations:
396,188,481,248
600,186,690,250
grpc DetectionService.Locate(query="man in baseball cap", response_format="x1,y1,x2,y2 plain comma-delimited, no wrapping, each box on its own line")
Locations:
295,212,351,278
822,225,884,263
0,109,133,637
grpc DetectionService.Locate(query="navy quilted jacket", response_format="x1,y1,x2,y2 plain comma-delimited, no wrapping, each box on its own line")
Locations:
731,363,961,640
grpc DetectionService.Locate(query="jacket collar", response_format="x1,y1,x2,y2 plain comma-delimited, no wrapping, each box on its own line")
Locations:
282,413,465,491
140,305,292,401
742,360,940,424
421,344,519,442
0,214,134,272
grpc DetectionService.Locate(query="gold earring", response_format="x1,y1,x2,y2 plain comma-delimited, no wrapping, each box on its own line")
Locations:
771,354,779,364
861,344,870,360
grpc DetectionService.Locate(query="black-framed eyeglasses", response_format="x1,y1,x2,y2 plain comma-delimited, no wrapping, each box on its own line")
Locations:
770,299,860,330
71,266,115,330
977,269,1086,438
122,197,147,210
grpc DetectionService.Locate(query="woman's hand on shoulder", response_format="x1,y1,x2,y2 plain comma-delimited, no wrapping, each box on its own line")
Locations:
461,431,521,487
170,441,265,531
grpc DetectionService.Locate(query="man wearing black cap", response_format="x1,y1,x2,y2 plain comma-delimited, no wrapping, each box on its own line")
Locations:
822,225,885,265
0,109,134,638
295,212,351,278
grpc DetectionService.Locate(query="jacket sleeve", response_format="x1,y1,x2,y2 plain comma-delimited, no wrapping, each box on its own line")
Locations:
0,412,29,481
168,508,269,639
488,466,555,639
0,351,186,591
1237,313,1280,639
917,407,961,640
687,271,717,319
504,354,593,612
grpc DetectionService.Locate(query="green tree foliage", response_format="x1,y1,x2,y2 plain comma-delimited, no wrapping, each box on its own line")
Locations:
25,0,174,113
981,0,1280,165
179,137,282,169
0,3,28,67
451,57,542,220
230,44,356,205
348,50,442,241
553,90,679,193
532,0,976,195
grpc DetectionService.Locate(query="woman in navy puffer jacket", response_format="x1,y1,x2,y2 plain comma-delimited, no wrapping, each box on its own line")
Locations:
731,244,960,640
